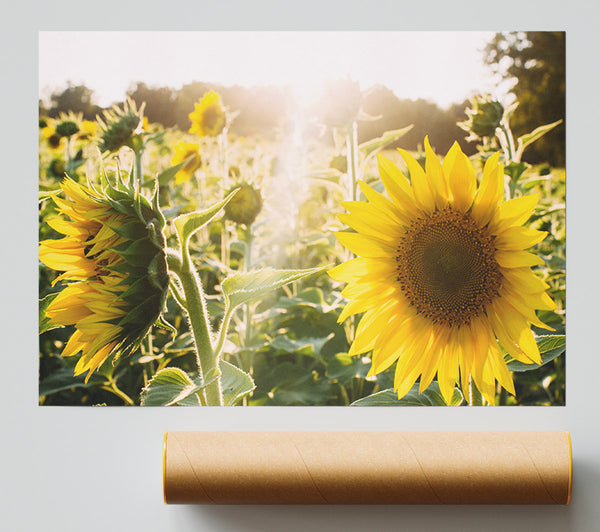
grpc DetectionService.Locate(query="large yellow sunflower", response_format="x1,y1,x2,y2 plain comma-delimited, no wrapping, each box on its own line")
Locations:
39,176,169,381
171,141,201,183
329,137,556,405
189,91,226,137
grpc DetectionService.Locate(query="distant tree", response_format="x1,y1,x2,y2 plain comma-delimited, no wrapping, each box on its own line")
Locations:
127,82,178,127
359,85,476,156
484,31,565,166
48,83,100,120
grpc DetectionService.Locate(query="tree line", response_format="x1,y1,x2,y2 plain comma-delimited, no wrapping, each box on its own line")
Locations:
39,32,565,166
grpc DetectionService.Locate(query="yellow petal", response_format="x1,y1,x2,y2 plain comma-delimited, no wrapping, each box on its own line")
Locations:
349,302,397,356
437,328,460,404
500,286,554,330
335,232,395,258
502,267,550,294
492,299,542,364
488,344,515,396
375,153,419,220
495,250,545,268
489,193,539,234
443,142,476,212
341,200,402,233
471,153,503,226
329,257,392,282
495,226,547,250
358,181,407,226
424,136,449,210
398,148,435,213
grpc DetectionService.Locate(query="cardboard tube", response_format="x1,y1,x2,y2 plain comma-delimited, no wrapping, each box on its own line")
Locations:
163,431,572,505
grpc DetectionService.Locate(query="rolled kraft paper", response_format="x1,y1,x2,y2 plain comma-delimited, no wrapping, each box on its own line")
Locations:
163,431,572,505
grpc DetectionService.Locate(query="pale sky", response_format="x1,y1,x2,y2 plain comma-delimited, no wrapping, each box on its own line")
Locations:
39,31,502,109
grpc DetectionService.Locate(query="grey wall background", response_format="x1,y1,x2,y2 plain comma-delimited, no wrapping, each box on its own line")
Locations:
2,1,599,530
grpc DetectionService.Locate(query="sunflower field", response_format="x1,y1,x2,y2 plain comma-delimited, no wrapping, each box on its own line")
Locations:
38,85,565,407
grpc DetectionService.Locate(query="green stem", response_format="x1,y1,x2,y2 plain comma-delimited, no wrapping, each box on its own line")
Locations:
500,121,516,163
346,121,359,202
213,306,235,361
468,377,485,406
169,246,223,406
134,149,143,186
65,137,73,174
102,381,134,406
218,130,230,267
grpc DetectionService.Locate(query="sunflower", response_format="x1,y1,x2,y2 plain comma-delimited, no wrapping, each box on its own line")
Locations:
171,141,201,183
39,175,169,381
97,98,144,153
42,125,63,151
329,137,556,405
189,91,226,137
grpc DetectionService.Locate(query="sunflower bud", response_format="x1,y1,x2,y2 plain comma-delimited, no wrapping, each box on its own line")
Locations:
188,91,226,137
97,98,144,153
39,174,169,381
462,95,504,139
56,120,80,138
224,183,263,226
47,158,66,178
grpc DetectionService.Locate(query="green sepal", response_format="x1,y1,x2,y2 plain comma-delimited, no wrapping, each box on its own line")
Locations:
154,314,177,336
112,238,158,267
151,180,166,229
116,275,153,301
106,220,147,241
116,293,162,328
174,189,239,249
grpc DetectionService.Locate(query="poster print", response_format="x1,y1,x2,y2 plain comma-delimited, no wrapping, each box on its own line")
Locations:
38,31,565,406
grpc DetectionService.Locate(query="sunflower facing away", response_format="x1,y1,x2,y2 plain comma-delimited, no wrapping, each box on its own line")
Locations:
189,91,226,137
39,174,169,381
329,138,556,405
171,141,201,183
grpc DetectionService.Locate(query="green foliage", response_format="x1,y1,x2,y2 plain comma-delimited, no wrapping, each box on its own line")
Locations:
39,70,565,407
222,266,329,311
352,383,464,406
484,32,565,166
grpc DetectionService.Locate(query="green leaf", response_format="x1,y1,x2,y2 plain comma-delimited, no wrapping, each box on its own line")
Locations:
221,265,328,311
156,160,187,186
517,119,563,154
358,125,414,160
39,366,105,397
505,161,529,182
351,382,463,406
140,367,204,406
326,353,371,385
173,188,238,247
304,168,343,181
270,334,334,360
506,334,565,372
39,293,60,334
220,359,255,406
